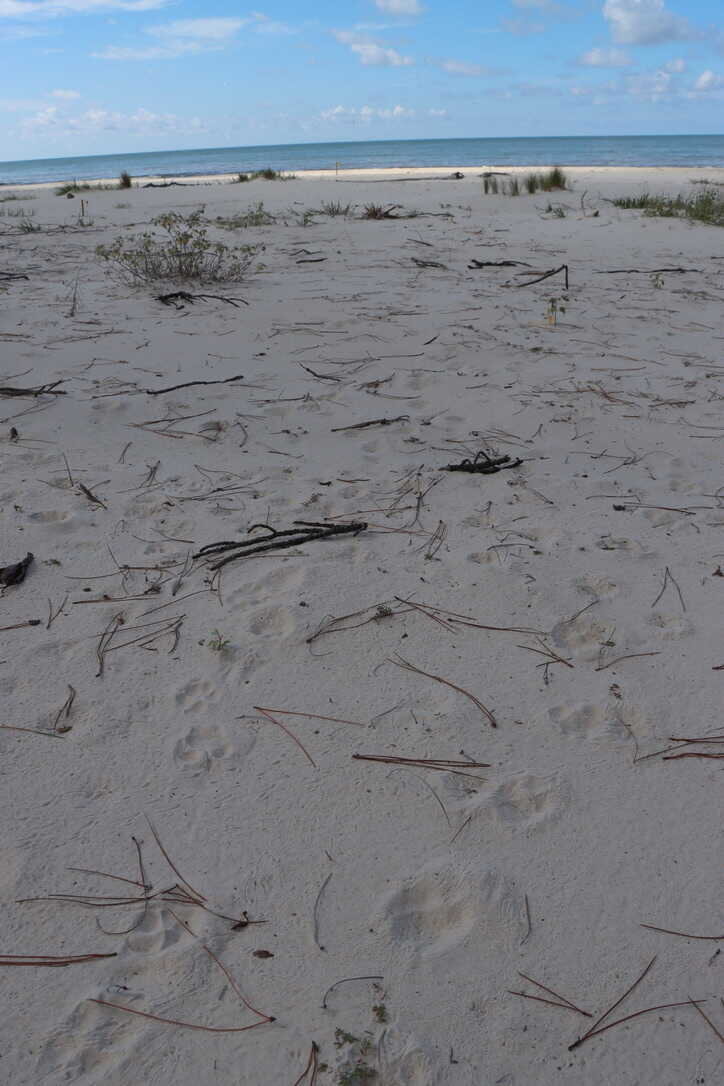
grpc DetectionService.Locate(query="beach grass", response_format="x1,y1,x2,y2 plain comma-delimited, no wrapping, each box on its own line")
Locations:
613,188,724,225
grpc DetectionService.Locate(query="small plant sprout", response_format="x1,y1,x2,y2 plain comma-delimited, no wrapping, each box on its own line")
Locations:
207,629,231,652
546,296,567,326
372,1003,388,1023
651,271,664,289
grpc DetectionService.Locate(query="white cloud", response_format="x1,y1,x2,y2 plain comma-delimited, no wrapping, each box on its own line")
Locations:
149,17,245,41
332,29,412,66
428,107,448,116
374,0,423,13
321,102,414,122
95,14,253,60
602,0,695,46
664,56,685,71
439,58,487,76
0,0,166,16
21,103,205,135
579,46,631,66
693,69,723,93
51,87,80,97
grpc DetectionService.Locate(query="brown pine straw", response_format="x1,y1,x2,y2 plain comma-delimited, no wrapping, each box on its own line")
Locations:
91,928,275,1033
352,753,490,779
515,971,591,1017
641,923,724,941
292,1042,320,1086
19,822,258,931
250,707,365,768
568,1000,706,1051
570,955,657,1050
0,952,116,967
689,999,724,1044
389,653,497,728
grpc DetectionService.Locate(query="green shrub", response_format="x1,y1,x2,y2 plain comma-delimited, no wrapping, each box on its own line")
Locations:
96,209,258,282
119,170,132,189
215,202,275,228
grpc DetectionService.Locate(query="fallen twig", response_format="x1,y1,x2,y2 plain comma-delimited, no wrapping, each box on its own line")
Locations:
331,415,408,433
515,264,568,290
441,451,522,474
0,952,116,967
145,374,245,396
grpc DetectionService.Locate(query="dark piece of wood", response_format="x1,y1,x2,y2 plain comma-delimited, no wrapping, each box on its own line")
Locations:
412,258,447,269
195,520,368,571
0,381,66,398
156,291,248,309
515,264,569,289
145,374,245,395
331,415,408,432
0,552,33,587
441,451,522,474
0,272,29,281
468,259,532,269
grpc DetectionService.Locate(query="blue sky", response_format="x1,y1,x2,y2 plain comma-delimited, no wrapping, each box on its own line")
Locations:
1,0,722,160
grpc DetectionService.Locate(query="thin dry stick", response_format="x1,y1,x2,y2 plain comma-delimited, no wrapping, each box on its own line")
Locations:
689,998,724,1044
53,685,76,733
253,708,363,727
321,975,383,1010
516,639,574,669
252,707,317,767
651,566,686,612
0,723,63,739
518,972,591,1016
595,652,661,672
0,620,41,632
389,654,497,728
144,815,207,902
293,1042,320,1086
0,952,116,967
508,990,586,1014
47,594,68,629
352,753,489,777
568,1001,705,1051
641,923,724,941
663,752,724,761
312,873,332,951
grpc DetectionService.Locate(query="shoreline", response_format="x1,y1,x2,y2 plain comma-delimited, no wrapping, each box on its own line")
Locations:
4,162,724,193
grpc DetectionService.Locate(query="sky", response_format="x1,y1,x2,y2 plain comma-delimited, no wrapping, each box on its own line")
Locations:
0,0,723,161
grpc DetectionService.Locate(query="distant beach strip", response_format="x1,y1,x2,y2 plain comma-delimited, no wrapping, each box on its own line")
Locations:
3,134,724,187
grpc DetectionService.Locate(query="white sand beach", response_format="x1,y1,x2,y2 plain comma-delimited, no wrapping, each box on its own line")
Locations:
1,165,723,1084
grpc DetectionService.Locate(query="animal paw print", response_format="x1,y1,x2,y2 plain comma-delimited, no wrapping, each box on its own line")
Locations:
490,771,568,830
175,677,219,714
383,862,475,959
174,723,251,773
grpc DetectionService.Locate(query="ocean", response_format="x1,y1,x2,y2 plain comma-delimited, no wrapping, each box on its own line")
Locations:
2,135,724,186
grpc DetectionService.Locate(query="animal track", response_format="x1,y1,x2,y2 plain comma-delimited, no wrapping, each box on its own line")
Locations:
175,677,218,713
383,860,476,958
489,771,568,830
549,702,605,737
173,722,252,773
